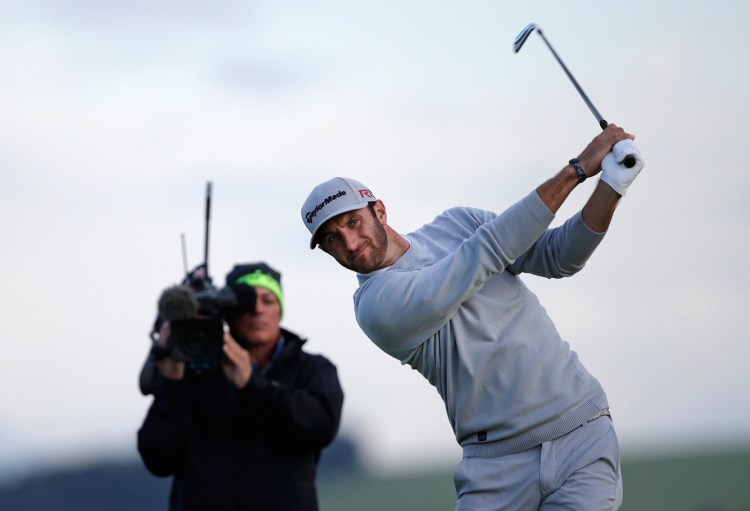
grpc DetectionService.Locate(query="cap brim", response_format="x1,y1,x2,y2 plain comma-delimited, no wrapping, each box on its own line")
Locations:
308,202,371,249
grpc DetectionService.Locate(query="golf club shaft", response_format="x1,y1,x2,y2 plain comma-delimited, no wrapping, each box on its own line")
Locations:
536,29,608,130
534,29,636,168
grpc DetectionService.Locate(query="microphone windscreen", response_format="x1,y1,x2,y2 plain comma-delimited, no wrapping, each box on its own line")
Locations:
158,285,199,322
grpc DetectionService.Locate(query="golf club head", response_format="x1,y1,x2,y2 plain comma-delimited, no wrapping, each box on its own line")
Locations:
513,23,539,53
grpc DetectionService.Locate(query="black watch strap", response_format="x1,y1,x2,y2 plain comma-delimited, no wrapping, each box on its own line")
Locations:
569,158,586,183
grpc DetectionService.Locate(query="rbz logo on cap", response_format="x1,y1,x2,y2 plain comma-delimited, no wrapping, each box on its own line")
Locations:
358,189,374,199
305,190,347,224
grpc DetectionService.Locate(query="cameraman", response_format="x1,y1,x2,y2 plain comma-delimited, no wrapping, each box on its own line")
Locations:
137,262,344,511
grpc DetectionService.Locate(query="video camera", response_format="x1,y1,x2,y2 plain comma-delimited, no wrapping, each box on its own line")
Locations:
152,265,257,372
140,183,254,395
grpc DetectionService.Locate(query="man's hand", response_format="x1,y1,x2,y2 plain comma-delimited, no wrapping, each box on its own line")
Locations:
575,124,635,179
221,332,253,389
536,124,635,214
600,140,645,196
155,322,185,380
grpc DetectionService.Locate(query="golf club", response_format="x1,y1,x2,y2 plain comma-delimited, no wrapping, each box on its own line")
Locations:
514,23,636,168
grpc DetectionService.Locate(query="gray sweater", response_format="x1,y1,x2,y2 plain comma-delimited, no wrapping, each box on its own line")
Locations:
354,191,609,455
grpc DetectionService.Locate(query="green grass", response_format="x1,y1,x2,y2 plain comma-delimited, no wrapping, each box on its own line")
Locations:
318,448,750,511
319,468,456,511
619,449,750,511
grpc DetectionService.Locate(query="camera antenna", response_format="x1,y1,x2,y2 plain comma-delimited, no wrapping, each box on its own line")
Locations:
203,181,212,282
180,233,189,275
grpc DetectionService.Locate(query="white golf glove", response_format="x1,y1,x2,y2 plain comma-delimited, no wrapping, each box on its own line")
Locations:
600,139,645,196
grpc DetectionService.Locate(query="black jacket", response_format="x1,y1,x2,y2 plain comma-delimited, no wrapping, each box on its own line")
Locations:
137,329,344,511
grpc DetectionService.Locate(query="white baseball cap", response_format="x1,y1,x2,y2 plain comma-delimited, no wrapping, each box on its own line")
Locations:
301,177,377,249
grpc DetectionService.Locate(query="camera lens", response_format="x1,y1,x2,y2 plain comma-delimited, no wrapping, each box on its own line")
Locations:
168,317,225,366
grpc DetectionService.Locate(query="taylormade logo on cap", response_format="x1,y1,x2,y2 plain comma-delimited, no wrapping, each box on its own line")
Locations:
305,190,348,224
301,177,377,249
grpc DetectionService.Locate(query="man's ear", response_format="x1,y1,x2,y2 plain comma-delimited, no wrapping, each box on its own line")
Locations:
373,200,387,223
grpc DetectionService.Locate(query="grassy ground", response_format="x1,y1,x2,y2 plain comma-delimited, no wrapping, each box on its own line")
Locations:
318,448,750,511
618,449,750,511
319,468,455,511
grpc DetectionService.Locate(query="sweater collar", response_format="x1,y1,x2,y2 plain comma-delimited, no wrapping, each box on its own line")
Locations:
356,235,413,283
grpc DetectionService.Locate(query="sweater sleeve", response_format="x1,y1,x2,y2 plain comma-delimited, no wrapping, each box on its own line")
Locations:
354,191,554,357
507,210,606,278
137,375,190,477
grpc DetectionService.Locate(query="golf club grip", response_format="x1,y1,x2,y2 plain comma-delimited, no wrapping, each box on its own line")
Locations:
600,120,636,168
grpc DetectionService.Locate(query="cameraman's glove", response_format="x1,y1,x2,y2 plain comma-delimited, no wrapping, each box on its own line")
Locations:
600,139,645,196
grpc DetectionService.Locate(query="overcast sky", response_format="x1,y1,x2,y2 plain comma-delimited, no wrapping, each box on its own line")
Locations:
1,0,748,482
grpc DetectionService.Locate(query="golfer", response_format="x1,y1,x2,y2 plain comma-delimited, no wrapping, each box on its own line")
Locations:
300,125,644,510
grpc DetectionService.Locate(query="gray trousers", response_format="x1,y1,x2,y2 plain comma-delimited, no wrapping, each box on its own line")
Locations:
454,416,622,510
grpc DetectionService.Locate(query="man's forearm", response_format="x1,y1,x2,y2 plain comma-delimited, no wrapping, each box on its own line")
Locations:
535,161,622,233
581,180,621,233
536,164,580,214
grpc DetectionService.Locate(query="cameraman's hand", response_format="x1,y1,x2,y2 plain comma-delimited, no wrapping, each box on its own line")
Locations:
221,332,253,389
156,322,185,380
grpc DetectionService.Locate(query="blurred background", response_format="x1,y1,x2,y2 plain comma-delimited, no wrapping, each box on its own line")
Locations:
1,0,749,509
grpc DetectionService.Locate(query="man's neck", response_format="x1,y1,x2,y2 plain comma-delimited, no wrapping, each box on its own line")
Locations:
248,335,282,368
382,228,410,267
